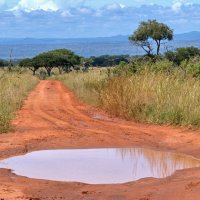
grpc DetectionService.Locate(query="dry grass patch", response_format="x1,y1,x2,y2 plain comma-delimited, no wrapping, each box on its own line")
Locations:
56,69,200,128
100,72,200,127
0,69,39,133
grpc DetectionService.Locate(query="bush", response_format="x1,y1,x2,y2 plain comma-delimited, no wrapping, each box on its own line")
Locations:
165,47,200,65
39,69,48,80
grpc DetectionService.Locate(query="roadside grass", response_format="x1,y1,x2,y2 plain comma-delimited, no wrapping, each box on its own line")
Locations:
0,69,39,133
57,68,200,128
100,72,200,127
54,68,107,106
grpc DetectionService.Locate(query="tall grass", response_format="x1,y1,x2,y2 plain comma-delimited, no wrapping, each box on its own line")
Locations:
100,73,200,127
0,69,39,133
54,69,107,106
58,68,200,128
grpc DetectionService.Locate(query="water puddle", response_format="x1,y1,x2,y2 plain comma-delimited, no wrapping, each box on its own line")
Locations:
0,148,200,184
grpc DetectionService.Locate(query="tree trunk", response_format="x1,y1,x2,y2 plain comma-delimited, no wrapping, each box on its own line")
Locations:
46,67,52,76
58,67,62,74
29,67,37,76
47,69,51,76
156,40,161,55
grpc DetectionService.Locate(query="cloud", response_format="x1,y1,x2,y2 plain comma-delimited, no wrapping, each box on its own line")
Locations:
171,0,189,12
0,3,199,38
10,0,59,12
103,3,127,10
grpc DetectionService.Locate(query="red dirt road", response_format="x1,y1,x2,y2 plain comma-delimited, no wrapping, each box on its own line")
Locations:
1,80,200,200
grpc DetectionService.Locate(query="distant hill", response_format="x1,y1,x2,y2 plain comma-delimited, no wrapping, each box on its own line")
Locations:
0,31,199,59
0,35,129,45
0,31,199,45
174,31,200,41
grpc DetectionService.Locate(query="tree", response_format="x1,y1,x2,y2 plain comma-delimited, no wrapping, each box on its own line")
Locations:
32,49,81,76
33,52,55,76
19,49,81,76
129,20,173,56
48,49,81,74
19,58,40,75
165,46,200,65
175,47,200,65
91,55,129,67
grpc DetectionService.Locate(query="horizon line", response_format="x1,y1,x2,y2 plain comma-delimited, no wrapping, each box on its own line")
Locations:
0,31,199,40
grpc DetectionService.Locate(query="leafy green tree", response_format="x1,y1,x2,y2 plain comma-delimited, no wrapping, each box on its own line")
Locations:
32,52,54,76
20,49,81,76
19,58,40,75
175,47,200,65
49,49,81,74
165,47,200,65
91,55,129,67
129,20,173,56
32,49,81,76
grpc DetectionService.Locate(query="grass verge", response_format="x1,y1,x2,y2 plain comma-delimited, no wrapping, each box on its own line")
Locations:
57,69,200,128
0,69,39,133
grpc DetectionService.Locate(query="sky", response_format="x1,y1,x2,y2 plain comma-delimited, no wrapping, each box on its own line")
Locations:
0,0,199,38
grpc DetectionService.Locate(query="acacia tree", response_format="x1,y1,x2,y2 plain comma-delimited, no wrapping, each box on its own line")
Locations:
129,20,173,56
32,53,54,76
19,58,40,75
32,49,81,76
48,49,81,74
20,49,81,76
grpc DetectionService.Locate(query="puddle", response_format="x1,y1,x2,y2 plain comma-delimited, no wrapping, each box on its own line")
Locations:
0,148,200,184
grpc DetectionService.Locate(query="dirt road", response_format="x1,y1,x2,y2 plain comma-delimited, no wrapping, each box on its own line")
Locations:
1,80,200,200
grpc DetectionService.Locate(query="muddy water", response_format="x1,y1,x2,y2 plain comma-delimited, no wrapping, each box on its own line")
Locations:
0,148,200,184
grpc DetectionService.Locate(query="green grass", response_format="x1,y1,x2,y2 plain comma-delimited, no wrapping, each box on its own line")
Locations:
100,73,200,127
57,68,200,128
0,69,39,133
54,69,107,106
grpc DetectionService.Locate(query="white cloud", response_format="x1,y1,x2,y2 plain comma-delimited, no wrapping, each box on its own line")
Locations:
104,3,126,10
171,0,188,12
0,1,199,38
119,3,126,8
10,0,59,12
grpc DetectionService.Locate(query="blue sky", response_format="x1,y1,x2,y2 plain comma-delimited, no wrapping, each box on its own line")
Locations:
0,0,199,38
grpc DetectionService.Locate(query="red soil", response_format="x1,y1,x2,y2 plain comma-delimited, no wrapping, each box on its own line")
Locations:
0,80,200,200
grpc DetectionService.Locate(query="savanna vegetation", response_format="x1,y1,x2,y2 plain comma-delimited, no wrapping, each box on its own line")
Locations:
0,69,38,133
53,20,200,128
129,20,173,56
57,54,200,128
1,19,200,131
19,49,81,76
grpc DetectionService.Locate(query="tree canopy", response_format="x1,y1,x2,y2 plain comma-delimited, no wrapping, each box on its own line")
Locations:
19,58,40,75
90,55,130,67
19,49,81,76
129,20,173,56
165,46,200,65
